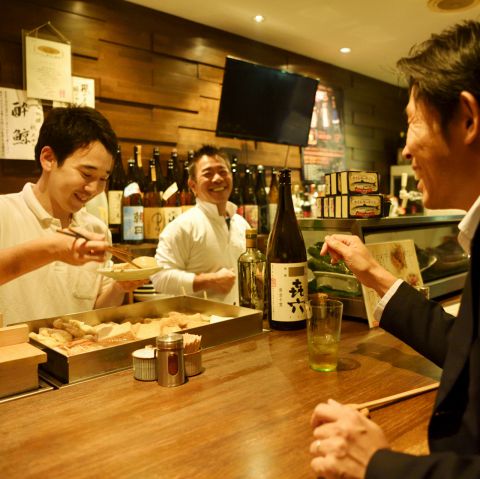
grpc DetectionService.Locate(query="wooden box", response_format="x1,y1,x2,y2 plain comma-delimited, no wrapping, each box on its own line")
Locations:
0,325,47,398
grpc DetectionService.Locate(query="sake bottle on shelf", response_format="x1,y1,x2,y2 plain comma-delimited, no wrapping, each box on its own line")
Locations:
133,145,147,192
163,153,182,226
143,158,165,243
266,169,308,330
179,151,195,211
152,146,168,194
107,146,126,243
268,167,279,231
243,166,258,229
122,158,144,244
256,164,269,234
229,162,244,216
238,229,266,317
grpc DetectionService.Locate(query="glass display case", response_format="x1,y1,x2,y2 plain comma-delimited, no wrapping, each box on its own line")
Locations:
299,215,468,318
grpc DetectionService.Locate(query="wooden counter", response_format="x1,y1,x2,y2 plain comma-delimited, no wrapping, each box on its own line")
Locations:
0,320,441,479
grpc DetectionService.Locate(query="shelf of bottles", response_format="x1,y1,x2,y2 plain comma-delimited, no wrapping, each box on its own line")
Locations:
107,147,324,247
107,145,195,245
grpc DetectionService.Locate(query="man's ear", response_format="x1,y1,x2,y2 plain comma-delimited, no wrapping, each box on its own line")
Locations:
188,178,197,196
38,146,57,172
459,91,480,145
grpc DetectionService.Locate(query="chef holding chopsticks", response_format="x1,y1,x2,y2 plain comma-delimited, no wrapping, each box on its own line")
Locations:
309,20,480,479
0,107,144,326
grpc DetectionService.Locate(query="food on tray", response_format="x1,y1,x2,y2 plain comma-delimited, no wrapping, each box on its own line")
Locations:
29,311,213,356
307,242,360,297
112,256,158,272
307,242,353,276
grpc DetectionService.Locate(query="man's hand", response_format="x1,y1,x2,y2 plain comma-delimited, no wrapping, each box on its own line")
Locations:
193,267,236,295
55,227,109,266
321,235,397,297
309,399,389,479
113,279,149,293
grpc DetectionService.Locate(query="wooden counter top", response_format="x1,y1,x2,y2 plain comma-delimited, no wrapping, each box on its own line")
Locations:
0,320,441,479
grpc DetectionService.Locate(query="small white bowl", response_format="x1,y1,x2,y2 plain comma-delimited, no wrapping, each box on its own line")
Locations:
132,347,157,381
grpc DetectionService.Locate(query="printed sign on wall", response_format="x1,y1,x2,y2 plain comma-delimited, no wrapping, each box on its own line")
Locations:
0,87,43,160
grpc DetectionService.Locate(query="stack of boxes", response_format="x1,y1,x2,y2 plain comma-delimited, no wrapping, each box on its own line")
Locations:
319,171,384,219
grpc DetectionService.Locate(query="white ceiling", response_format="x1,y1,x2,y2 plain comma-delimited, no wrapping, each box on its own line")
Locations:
126,0,480,85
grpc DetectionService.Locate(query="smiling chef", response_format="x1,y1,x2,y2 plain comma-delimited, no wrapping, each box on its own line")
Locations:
151,145,250,305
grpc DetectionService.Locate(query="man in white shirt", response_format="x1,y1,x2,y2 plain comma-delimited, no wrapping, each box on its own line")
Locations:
309,21,480,479
0,107,143,325
151,145,250,304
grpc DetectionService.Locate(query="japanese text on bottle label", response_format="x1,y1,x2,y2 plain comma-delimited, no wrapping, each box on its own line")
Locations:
270,262,308,322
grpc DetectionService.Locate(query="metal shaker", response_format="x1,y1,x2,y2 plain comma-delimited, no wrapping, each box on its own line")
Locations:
155,333,185,387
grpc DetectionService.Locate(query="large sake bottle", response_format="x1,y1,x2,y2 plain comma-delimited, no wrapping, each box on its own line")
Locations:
266,169,308,330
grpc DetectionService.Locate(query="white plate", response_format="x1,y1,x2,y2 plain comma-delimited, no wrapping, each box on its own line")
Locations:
97,265,162,281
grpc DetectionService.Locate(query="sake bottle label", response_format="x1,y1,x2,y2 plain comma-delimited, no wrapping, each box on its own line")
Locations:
270,261,308,323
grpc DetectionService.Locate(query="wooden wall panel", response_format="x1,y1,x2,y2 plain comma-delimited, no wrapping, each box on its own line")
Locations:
0,0,407,195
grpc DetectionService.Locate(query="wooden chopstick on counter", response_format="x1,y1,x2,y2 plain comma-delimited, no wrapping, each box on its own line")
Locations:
351,382,440,413
55,228,142,269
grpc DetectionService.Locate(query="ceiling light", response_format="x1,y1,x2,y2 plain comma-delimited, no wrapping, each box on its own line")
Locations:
427,0,480,11
253,15,265,23
339,47,351,54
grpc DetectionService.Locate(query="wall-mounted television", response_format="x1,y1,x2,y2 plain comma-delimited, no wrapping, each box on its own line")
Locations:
215,57,319,147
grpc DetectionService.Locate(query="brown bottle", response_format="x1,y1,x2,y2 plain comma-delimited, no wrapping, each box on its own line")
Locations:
143,159,165,243
266,169,308,330
268,168,279,231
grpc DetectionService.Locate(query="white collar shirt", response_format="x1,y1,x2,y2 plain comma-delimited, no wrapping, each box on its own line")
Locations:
152,198,250,304
0,183,111,325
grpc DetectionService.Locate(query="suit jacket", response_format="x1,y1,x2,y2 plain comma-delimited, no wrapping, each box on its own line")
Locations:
366,225,480,479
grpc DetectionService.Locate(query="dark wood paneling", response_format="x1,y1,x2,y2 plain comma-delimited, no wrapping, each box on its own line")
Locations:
0,0,407,195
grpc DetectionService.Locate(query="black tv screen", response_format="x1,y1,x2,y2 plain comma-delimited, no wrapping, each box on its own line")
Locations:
216,57,319,146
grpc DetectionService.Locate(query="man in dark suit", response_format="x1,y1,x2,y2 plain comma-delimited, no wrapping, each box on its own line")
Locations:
309,20,480,479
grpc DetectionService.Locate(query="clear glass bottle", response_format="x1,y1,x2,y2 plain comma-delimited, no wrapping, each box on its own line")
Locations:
266,169,308,330
238,229,266,316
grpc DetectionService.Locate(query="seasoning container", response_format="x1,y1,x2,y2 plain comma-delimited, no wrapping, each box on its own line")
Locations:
132,345,157,381
184,350,203,377
155,333,185,387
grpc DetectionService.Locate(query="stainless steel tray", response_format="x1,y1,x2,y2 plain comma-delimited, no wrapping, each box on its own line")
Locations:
26,296,263,384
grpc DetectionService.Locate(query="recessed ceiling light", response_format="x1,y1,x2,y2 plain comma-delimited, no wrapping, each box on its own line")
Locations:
253,15,265,23
340,47,351,54
427,0,480,12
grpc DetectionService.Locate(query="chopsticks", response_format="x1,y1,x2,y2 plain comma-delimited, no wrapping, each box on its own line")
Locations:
55,228,142,269
107,246,142,269
350,382,440,413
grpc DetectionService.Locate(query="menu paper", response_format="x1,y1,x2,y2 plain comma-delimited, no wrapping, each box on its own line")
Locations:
362,239,423,328
0,87,43,160
25,36,72,102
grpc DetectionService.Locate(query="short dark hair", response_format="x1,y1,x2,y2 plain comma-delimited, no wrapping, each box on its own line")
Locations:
188,144,231,180
34,106,118,168
397,20,480,130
